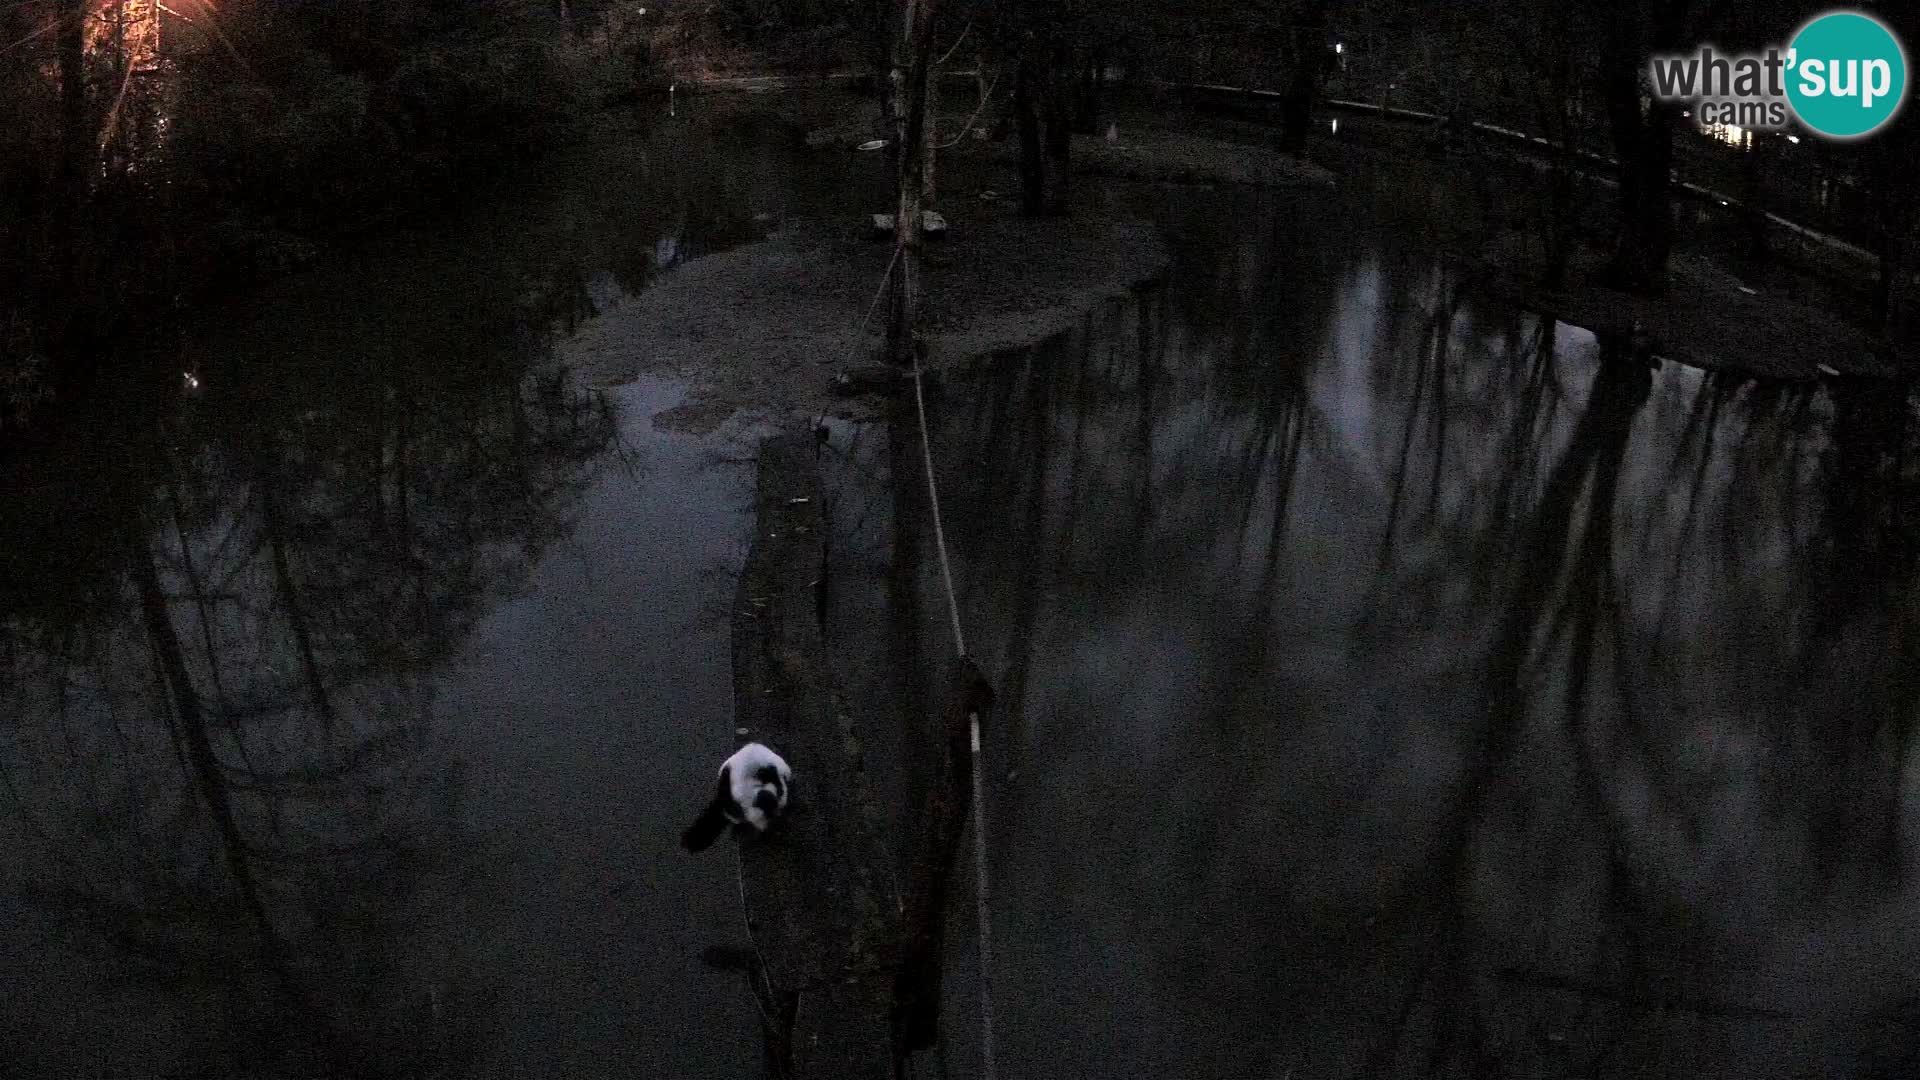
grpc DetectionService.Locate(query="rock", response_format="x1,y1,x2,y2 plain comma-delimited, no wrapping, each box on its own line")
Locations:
830,366,904,397
868,211,951,239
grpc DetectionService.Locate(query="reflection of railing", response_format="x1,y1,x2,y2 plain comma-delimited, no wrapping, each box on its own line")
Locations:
1169,78,1883,270
1143,22,1890,246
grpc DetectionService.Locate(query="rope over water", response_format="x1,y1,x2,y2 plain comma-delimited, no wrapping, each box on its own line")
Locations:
910,345,996,1080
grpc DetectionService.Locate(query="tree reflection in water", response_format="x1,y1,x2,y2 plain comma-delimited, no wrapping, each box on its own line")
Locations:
824,187,1920,1078
0,235,620,1076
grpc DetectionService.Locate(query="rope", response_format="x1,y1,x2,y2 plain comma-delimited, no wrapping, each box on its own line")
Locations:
936,72,1000,151
909,362,967,658
908,351,994,1080
860,245,903,335
964,675,996,1080
933,18,974,69
855,155,995,1077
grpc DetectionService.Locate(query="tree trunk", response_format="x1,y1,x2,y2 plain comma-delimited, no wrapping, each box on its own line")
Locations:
1012,38,1073,217
1602,0,1729,295
1279,1,1326,154
1882,231,1915,351
1041,40,1072,214
1607,104,1678,294
887,0,939,365
1072,48,1104,134
922,62,938,204
1540,7,1576,290
888,27,907,174
1874,118,1917,349
1014,48,1046,215
874,0,897,96
55,0,88,281
1601,11,1677,296
1739,137,1770,266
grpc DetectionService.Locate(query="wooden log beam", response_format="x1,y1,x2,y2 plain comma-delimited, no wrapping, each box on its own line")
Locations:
731,430,903,1079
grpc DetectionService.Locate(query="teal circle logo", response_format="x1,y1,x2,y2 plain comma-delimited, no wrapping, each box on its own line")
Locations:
1786,11,1908,138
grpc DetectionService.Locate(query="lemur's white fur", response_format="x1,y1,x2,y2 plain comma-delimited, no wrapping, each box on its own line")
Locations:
720,742,791,831
682,742,792,852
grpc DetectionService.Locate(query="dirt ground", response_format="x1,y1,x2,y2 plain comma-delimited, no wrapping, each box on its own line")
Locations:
1475,235,1893,380
564,202,1166,433
565,87,1361,434
1304,109,1909,380
583,84,1906,430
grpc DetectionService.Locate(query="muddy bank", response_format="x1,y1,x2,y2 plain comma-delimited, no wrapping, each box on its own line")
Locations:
1007,127,1335,189
802,108,1335,189
1472,235,1898,380
1306,110,1905,381
566,204,1167,432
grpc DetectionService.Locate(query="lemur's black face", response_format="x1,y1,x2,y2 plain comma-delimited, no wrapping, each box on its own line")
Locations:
752,789,781,817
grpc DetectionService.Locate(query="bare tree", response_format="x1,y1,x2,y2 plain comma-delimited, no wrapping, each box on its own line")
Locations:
1278,0,1326,154
1870,9,1918,351
54,0,89,297
887,0,941,364
1599,0,1730,294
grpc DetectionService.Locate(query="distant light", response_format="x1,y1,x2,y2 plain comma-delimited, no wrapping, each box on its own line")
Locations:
182,372,200,390
1786,134,1801,144
1330,117,1340,134
1703,122,1746,148
1719,199,1730,206
1335,42,1344,54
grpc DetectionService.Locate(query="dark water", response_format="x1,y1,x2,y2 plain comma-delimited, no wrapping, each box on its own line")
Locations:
0,111,842,1078
827,185,1920,1079
6,102,1919,1079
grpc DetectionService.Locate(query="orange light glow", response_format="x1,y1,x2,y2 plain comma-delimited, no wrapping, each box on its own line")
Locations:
83,0,163,72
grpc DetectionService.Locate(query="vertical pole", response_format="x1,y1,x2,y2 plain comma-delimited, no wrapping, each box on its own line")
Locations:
887,0,939,366
893,657,993,1064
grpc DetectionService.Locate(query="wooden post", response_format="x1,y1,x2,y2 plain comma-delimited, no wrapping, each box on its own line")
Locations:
922,62,939,205
893,655,994,1067
887,0,940,366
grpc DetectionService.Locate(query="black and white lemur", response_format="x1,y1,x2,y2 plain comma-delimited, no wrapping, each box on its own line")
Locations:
680,742,792,852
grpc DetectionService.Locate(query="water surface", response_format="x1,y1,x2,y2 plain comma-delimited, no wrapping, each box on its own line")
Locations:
827,183,1920,1080
7,105,1918,1080
0,110,820,1078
